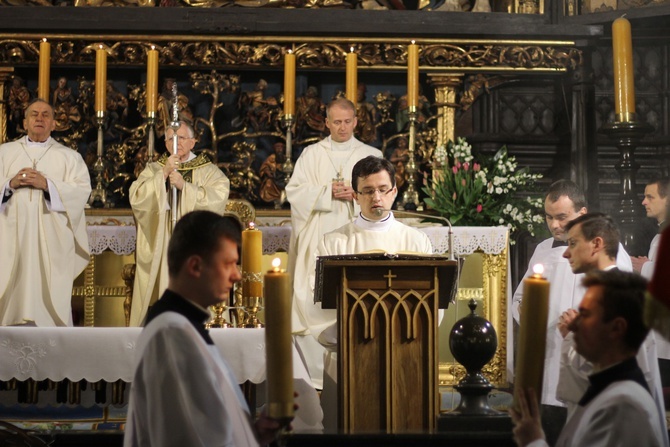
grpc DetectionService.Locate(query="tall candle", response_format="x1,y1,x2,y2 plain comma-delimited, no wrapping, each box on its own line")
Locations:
513,264,550,410
95,45,107,113
38,39,51,102
612,17,635,122
242,222,263,299
346,47,358,108
284,49,296,117
264,258,294,423
146,46,159,115
407,41,419,109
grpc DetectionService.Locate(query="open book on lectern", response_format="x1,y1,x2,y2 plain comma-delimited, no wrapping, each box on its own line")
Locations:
314,252,460,309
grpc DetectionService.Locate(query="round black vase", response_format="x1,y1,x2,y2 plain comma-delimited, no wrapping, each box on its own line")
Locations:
448,299,500,415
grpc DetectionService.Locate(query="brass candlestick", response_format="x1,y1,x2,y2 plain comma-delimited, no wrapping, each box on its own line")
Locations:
207,283,234,328
241,270,264,328
397,107,423,211
146,111,156,160
282,114,295,184
207,301,232,329
88,111,107,208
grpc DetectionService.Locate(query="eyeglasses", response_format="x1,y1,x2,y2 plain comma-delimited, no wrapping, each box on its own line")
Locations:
356,187,394,197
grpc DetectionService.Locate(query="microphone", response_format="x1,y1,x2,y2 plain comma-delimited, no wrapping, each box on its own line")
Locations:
374,208,455,261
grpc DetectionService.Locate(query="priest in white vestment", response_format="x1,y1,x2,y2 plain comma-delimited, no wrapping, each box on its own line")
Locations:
125,211,283,447
316,156,433,430
129,121,229,326
0,99,90,326
286,98,379,387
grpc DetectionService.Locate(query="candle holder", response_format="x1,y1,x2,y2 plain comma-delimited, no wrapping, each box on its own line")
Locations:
599,119,653,254
274,114,294,210
207,301,232,329
282,114,295,182
88,111,107,208
241,295,264,328
397,107,423,211
241,266,264,328
146,111,156,161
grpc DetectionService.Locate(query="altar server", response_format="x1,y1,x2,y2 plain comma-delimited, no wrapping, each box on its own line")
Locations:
124,210,283,447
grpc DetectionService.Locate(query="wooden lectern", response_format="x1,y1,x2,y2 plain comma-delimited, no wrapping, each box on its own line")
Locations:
315,253,459,433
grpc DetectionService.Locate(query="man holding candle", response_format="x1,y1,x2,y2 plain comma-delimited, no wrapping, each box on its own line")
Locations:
125,210,283,447
556,213,666,441
286,98,380,387
511,270,666,447
510,180,632,444
129,120,230,326
632,178,670,385
0,99,90,326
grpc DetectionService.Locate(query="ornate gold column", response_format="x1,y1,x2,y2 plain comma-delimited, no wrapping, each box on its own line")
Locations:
428,74,462,148
0,67,14,145
481,247,508,385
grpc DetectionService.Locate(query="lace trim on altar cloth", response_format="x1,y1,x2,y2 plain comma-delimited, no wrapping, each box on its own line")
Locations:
87,226,137,255
83,223,507,256
421,226,508,255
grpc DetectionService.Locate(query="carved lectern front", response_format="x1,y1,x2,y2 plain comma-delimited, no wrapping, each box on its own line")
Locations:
315,254,458,433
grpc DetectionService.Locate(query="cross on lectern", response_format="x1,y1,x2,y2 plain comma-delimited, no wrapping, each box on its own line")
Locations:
384,269,397,288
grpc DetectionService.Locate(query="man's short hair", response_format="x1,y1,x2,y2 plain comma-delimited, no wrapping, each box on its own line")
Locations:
546,179,587,211
167,211,241,277
352,156,395,192
648,177,670,199
326,98,355,118
582,270,649,352
24,98,54,118
165,120,195,139
565,212,620,259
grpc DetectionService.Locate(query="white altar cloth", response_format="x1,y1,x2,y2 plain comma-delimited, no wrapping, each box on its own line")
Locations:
0,327,323,431
87,221,508,256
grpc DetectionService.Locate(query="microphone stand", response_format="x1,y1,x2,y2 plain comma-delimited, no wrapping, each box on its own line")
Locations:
376,208,455,261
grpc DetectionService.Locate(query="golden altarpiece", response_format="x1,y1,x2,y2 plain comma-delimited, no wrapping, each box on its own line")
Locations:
0,4,600,393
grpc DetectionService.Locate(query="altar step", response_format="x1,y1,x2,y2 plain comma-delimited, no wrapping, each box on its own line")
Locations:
31,431,516,447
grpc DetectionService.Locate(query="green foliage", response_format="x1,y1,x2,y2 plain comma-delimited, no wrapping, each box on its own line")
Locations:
423,138,545,237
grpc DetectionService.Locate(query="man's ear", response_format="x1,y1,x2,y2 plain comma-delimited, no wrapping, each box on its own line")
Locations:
591,236,604,253
577,207,587,216
184,255,203,278
610,317,628,342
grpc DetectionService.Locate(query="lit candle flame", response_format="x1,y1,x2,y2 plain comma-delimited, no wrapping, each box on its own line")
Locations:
532,264,545,276
42,38,47,43
248,221,256,230
350,46,355,53
272,257,281,272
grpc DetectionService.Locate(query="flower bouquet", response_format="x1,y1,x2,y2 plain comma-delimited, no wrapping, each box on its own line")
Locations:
423,137,545,237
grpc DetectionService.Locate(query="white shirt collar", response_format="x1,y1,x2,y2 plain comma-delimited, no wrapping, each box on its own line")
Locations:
25,136,52,147
330,136,354,152
602,264,617,271
354,212,395,232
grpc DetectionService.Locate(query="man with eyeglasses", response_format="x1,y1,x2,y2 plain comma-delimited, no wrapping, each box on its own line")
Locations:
129,120,230,326
314,156,432,430
286,98,379,388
